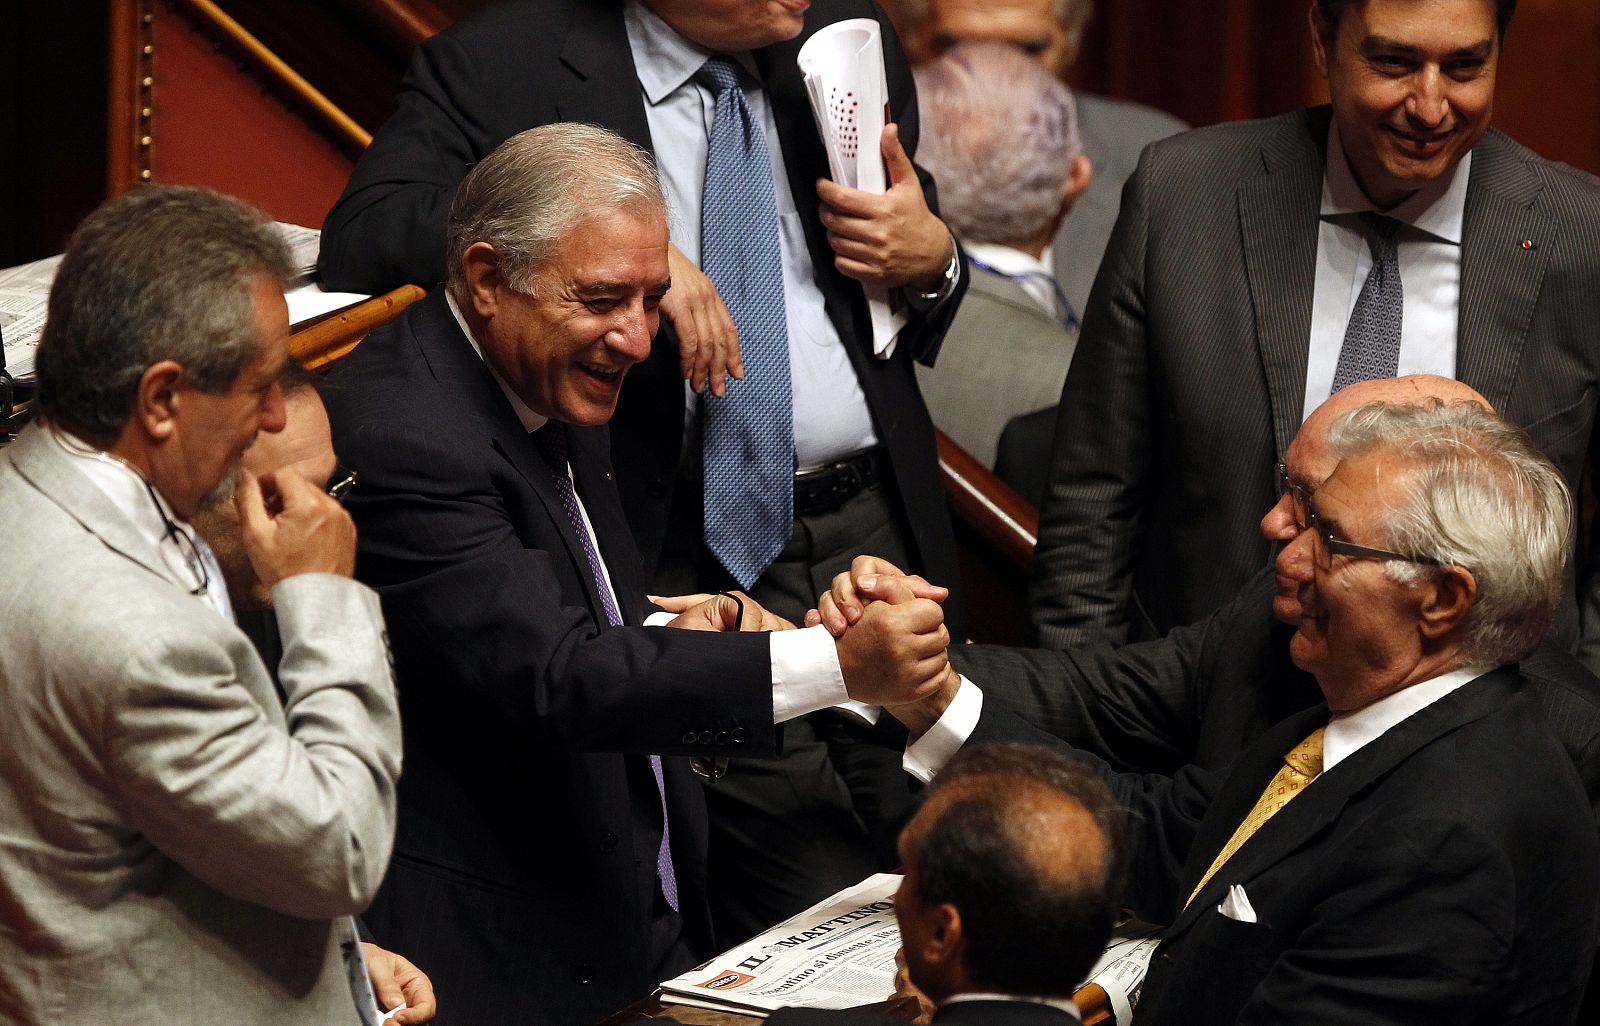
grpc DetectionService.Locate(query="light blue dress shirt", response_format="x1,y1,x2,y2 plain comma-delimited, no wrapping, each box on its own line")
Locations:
624,0,878,471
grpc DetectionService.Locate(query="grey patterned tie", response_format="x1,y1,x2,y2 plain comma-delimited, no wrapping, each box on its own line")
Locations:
1331,212,1404,394
696,56,795,590
533,424,679,912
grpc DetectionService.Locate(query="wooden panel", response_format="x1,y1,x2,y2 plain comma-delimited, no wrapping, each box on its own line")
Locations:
146,4,356,226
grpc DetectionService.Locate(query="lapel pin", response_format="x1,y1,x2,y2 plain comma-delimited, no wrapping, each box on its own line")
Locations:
1520,239,1536,250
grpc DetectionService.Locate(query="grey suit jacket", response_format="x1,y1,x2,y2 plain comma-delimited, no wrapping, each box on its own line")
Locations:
916,260,1077,467
1050,91,1187,320
1033,107,1600,655
0,425,402,1025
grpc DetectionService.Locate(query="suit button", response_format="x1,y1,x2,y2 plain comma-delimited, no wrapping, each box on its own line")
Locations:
730,726,746,744
573,964,595,985
700,731,716,744
599,832,619,852
647,481,667,498
682,731,697,744
714,731,728,745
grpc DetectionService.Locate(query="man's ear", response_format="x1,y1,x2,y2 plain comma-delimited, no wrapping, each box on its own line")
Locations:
461,242,504,319
1417,565,1478,641
1309,1,1332,78
1062,153,1093,213
922,902,965,970
133,359,186,442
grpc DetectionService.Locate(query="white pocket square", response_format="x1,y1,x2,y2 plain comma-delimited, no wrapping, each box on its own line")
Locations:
1217,884,1258,923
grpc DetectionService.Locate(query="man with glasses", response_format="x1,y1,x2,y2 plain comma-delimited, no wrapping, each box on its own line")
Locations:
851,400,1600,1024
817,375,1600,809
0,186,403,1025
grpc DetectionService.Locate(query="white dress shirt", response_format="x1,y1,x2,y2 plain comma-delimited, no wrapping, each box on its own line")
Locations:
907,664,1490,784
963,241,1071,324
1302,122,1471,423
623,0,879,470
48,423,234,622
447,293,849,722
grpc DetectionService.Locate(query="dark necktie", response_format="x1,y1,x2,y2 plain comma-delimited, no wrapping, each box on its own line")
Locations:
533,424,679,912
696,55,795,590
1331,212,1404,394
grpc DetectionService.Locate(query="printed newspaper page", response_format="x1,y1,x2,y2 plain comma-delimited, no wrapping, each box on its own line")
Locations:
660,873,903,1016
660,875,1160,1023
0,255,61,382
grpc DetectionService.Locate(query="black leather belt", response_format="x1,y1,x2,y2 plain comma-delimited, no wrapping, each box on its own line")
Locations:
793,447,889,518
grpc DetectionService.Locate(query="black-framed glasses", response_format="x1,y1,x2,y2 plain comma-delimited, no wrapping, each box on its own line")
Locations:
326,463,358,503
1275,462,1443,571
141,476,210,596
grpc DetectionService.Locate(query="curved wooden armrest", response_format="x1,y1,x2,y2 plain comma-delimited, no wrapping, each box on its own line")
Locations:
935,428,1038,572
291,284,427,369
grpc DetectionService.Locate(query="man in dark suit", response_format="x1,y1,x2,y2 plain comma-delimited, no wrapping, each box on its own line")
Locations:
867,401,1600,1024
319,0,968,937
1030,0,1600,667
321,124,955,1026
767,743,1127,1026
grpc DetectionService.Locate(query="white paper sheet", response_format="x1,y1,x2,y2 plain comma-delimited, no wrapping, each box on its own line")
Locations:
798,19,908,359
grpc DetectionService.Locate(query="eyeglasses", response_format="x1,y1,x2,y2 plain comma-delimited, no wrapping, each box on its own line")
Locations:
141,476,211,597
326,463,358,503
1275,462,1443,571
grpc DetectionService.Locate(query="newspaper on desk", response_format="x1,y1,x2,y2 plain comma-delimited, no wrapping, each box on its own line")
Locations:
797,19,908,360
660,873,1160,1023
0,254,60,382
0,224,365,385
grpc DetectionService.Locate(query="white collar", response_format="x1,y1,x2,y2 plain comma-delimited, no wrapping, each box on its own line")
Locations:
446,290,548,434
943,993,1081,1020
624,0,759,105
962,241,1056,280
46,422,231,619
1321,121,1470,244
1322,663,1491,771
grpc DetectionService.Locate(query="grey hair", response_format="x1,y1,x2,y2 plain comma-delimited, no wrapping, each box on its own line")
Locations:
913,41,1081,246
34,185,293,445
898,0,1094,55
445,123,664,299
1326,401,1572,666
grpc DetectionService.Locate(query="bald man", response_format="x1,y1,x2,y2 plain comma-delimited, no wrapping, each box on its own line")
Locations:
825,375,1600,806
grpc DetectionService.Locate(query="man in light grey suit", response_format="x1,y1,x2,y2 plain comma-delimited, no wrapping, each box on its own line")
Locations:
0,186,402,1025
911,41,1090,469
1031,0,1600,665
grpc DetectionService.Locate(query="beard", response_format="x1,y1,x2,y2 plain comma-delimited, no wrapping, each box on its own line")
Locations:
198,462,239,512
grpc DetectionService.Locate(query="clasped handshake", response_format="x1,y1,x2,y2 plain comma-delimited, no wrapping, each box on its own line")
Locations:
654,555,959,730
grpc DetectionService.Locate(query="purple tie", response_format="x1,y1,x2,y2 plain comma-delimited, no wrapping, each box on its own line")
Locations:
533,424,679,912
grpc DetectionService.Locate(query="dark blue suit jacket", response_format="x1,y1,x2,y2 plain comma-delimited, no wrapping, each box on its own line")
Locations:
325,290,778,1026
970,668,1600,1025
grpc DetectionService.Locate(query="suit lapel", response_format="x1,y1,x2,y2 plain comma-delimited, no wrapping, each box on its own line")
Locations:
1170,669,1517,938
407,293,617,627
1239,111,1327,456
1456,131,1554,410
555,0,655,151
7,423,178,586
567,424,647,626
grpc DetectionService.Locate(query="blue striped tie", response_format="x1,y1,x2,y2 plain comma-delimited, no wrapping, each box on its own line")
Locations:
696,56,795,590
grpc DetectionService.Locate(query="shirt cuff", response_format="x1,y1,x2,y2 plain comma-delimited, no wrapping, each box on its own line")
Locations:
903,675,982,784
644,610,675,627
770,624,848,723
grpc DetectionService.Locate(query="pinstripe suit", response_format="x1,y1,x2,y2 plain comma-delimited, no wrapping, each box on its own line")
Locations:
1030,107,1600,664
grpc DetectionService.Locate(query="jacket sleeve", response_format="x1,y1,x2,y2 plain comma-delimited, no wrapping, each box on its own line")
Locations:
1028,153,1157,648
103,576,401,920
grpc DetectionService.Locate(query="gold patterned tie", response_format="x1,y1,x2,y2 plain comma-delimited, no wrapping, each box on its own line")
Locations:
1185,727,1326,909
